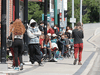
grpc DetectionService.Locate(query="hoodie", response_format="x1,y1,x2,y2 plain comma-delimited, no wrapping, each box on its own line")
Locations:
27,19,41,44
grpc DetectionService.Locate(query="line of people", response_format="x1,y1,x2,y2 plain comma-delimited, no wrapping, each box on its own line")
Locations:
7,19,84,71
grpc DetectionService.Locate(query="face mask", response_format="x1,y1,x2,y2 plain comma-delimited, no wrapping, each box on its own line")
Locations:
31,23,36,27
54,27,57,29
41,24,44,26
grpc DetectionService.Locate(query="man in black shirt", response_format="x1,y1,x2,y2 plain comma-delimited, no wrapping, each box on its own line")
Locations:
53,25,59,36
72,22,84,65
58,35,69,57
39,21,44,33
65,29,71,39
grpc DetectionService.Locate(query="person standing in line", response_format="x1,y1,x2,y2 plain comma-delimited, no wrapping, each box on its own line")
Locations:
53,25,59,36
47,23,54,35
65,28,71,39
27,19,43,66
66,26,72,34
8,22,20,67
39,21,44,34
11,19,25,70
72,22,84,65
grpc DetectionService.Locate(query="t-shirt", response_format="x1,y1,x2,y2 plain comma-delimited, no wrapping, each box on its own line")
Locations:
72,29,84,44
39,25,44,31
51,39,57,43
68,30,72,34
40,38,44,45
47,28,54,35
65,32,71,39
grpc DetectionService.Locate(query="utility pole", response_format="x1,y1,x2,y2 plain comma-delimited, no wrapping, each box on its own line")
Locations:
72,0,74,29
6,0,10,37
54,0,57,25
1,0,6,63
24,0,28,55
44,0,48,35
58,9,60,30
62,0,64,26
80,0,82,25
15,0,19,19
70,0,76,29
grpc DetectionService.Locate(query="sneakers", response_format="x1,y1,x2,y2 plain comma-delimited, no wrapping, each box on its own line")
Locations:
78,62,82,65
39,62,44,66
53,58,58,62
14,67,19,71
73,59,78,65
20,63,23,70
59,56,64,60
43,54,47,61
48,58,53,62
14,63,23,71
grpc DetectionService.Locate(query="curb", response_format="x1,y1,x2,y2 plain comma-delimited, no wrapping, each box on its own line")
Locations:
81,27,100,75
81,52,98,75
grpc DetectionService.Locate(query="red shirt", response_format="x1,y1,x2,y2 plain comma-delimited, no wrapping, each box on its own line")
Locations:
40,38,44,46
57,27,59,32
47,28,54,35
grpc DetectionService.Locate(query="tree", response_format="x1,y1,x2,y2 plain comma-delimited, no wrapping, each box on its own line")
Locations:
28,0,50,24
28,2,43,24
67,0,100,27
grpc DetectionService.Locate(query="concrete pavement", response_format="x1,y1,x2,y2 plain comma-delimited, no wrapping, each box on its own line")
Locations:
0,23,100,75
0,51,95,75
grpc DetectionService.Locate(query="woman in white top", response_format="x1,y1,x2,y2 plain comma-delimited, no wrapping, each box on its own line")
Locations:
11,19,25,70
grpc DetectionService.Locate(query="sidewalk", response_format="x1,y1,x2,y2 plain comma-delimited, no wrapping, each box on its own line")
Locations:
16,51,97,75
0,51,96,75
0,23,100,75
0,50,97,75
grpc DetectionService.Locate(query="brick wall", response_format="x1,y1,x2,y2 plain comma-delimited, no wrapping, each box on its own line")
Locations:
9,0,13,34
9,0,13,23
0,0,13,47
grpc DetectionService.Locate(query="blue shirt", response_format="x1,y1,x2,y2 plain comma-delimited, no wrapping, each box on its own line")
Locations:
51,39,57,43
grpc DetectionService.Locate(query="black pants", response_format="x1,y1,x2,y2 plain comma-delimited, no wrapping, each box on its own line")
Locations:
28,44,41,64
13,39,23,67
43,48,52,59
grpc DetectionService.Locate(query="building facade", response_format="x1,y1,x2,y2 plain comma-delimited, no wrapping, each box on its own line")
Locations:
0,0,24,47
0,0,24,36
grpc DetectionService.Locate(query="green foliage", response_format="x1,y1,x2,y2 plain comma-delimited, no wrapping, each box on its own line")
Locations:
6,55,10,59
28,0,50,24
28,0,100,26
67,0,100,27
28,2,43,23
